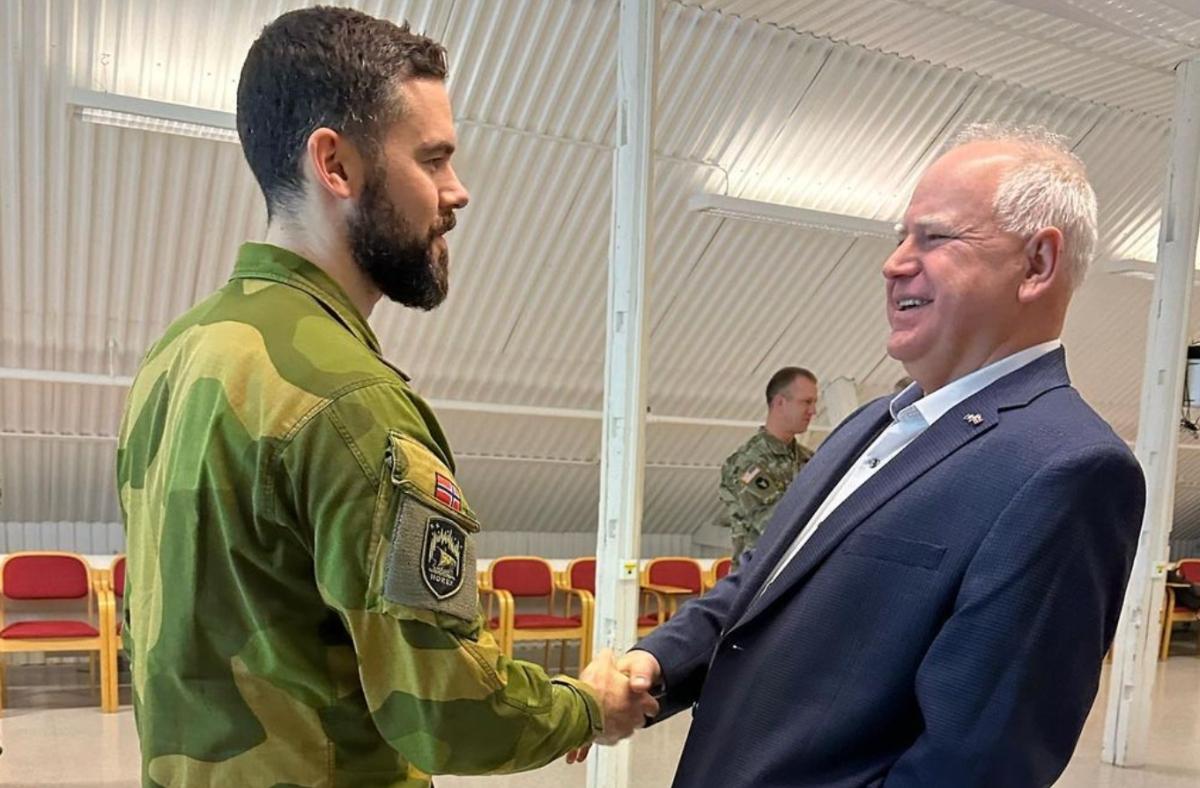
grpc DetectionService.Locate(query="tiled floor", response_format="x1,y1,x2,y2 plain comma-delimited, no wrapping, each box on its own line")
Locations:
0,654,1196,787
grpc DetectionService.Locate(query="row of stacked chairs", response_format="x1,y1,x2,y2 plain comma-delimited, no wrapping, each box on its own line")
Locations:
478,556,733,673
0,551,732,712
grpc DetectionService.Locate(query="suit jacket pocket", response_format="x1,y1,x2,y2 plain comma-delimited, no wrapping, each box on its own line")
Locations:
842,532,946,570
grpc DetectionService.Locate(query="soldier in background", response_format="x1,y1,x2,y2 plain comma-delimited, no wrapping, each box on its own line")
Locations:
116,8,650,787
718,368,819,567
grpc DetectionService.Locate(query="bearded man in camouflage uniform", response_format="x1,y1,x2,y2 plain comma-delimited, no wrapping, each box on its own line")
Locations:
718,368,819,567
116,8,653,787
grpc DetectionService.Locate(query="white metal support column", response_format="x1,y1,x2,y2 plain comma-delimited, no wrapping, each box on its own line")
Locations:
819,377,860,431
589,2,658,787
1103,56,1200,767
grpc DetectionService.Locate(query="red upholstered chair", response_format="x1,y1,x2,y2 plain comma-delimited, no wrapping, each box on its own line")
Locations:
486,557,590,672
1160,559,1200,659
557,558,596,663
705,557,733,591
0,552,115,712
642,557,704,621
558,557,666,640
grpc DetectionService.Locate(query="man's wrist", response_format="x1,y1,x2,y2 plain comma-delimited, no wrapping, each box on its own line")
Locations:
552,677,605,736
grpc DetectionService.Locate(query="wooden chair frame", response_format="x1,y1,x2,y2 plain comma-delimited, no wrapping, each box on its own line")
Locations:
486,556,591,673
0,551,115,713
1160,558,1200,660
704,557,733,591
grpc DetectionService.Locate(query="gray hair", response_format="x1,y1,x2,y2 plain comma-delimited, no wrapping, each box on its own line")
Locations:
946,123,1098,289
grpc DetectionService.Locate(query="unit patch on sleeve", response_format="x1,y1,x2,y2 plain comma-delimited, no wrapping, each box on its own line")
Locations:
422,516,467,600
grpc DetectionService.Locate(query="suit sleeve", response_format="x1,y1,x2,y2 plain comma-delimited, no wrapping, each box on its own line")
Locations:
884,442,1144,787
279,383,601,776
634,542,766,721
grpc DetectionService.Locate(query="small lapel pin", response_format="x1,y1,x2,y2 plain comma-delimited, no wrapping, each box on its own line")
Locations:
964,413,983,426
866,457,880,468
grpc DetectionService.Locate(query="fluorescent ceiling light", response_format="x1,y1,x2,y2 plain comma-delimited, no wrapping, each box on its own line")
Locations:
1104,258,1200,284
69,88,238,144
688,193,895,239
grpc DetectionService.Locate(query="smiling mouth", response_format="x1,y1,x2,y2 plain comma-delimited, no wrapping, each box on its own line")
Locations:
896,298,932,312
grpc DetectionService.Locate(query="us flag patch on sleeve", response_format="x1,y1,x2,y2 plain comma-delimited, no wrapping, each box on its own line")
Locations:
740,466,762,485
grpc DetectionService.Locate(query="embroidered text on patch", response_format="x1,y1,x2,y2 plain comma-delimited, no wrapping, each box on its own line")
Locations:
422,517,466,599
434,472,463,512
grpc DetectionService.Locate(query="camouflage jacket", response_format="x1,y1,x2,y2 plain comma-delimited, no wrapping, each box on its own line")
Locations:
116,243,601,788
718,428,812,564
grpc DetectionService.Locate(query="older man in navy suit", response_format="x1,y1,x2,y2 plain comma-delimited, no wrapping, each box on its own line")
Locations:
574,125,1146,787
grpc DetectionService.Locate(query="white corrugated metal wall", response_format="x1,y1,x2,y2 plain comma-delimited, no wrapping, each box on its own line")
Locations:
2,0,1199,557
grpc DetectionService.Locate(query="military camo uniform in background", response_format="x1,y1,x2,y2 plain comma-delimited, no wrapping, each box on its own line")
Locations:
718,428,812,566
117,243,601,788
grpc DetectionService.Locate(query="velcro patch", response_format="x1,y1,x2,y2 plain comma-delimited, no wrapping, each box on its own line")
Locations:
382,494,478,621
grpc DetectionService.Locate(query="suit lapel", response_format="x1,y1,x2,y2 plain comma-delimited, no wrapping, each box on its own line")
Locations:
731,348,1072,632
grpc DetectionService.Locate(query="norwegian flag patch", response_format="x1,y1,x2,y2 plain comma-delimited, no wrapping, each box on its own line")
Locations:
434,472,463,513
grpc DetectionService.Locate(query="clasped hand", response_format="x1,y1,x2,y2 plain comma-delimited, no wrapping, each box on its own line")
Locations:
567,648,662,763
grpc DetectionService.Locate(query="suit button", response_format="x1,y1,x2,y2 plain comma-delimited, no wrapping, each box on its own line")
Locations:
730,643,744,652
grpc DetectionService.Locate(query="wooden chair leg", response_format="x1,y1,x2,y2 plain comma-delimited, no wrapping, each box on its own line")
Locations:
1160,611,1174,661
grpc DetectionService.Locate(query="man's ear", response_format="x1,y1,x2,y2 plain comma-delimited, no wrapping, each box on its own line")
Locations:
1017,226,1064,303
304,127,365,202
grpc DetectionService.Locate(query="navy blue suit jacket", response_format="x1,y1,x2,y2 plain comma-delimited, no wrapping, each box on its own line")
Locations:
638,350,1145,787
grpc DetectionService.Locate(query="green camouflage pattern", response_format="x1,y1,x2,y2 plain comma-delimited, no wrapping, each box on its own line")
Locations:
116,243,601,787
718,428,812,566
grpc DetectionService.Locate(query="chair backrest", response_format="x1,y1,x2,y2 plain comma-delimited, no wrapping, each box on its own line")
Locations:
113,555,127,598
647,558,704,593
1,552,91,600
1178,559,1200,584
567,558,596,593
714,557,732,582
490,557,554,598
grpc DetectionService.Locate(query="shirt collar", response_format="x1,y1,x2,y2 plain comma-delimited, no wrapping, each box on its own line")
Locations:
229,242,383,356
889,339,1063,425
758,426,797,455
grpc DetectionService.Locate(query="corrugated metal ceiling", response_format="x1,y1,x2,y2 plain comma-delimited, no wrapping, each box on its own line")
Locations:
2,0,1198,545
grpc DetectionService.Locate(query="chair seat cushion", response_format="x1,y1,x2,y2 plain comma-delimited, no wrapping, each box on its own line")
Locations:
0,620,99,639
638,614,661,627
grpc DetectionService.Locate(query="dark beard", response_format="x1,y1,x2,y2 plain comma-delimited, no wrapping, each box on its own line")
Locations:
348,171,450,311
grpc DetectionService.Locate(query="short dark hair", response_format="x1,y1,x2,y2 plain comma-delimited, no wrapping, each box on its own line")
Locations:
766,367,817,404
236,6,448,219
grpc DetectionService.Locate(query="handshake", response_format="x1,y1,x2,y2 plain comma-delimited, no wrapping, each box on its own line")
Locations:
567,648,663,764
